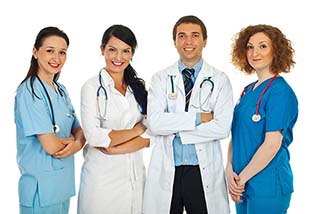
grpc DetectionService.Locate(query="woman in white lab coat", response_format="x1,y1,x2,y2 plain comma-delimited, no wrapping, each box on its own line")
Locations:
143,16,234,214
78,25,150,214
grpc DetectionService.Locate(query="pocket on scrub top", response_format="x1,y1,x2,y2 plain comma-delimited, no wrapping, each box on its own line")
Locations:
37,167,74,207
18,175,37,207
248,167,277,197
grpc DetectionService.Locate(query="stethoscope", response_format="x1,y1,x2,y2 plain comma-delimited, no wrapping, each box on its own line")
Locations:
168,75,214,112
36,75,73,133
239,74,278,122
96,69,108,122
96,69,143,125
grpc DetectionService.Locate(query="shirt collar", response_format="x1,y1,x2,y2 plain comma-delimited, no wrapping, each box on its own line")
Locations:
178,59,203,79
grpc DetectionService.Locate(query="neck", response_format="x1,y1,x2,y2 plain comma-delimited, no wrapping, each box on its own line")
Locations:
253,70,274,89
106,69,127,95
37,72,55,89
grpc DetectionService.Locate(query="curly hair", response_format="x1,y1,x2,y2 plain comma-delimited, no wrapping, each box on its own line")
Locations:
231,24,295,74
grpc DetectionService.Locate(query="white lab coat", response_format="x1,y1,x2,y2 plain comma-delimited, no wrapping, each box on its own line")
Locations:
143,61,233,214
78,69,148,214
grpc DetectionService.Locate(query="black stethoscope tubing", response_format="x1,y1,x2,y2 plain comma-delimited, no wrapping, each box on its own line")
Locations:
36,75,64,133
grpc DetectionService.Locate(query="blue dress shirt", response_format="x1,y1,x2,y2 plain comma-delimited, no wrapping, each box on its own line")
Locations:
173,60,203,166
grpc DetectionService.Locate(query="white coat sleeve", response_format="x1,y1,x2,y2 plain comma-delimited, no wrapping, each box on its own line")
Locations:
141,116,161,148
179,73,234,144
81,81,111,147
147,72,197,136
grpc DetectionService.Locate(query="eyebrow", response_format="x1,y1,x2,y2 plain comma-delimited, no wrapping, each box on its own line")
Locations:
45,46,67,51
247,41,269,45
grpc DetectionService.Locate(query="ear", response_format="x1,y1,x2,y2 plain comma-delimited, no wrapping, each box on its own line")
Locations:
32,48,38,59
100,45,105,55
203,39,207,48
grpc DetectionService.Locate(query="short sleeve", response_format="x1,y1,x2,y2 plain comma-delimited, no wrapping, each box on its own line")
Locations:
265,85,298,132
15,86,53,137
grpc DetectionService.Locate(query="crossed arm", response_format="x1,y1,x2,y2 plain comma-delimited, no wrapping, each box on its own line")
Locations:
96,122,150,155
37,127,86,158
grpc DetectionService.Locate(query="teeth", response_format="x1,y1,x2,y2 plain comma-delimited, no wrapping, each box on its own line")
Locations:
113,62,122,66
185,48,193,51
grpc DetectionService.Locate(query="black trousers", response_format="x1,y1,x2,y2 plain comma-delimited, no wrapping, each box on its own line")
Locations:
169,165,208,214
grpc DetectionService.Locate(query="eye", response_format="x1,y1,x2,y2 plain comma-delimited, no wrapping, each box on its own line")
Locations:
260,44,267,49
192,33,200,38
178,34,186,39
108,47,115,52
123,49,131,54
46,49,54,54
246,45,253,50
59,50,67,56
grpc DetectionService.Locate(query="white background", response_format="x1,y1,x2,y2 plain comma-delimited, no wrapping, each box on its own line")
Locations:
1,0,318,213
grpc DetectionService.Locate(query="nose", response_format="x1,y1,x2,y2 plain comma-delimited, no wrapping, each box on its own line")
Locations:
252,47,260,56
185,35,193,44
52,52,61,62
115,51,123,60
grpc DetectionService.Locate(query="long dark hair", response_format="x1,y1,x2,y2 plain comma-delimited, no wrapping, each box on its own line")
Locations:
19,26,69,96
101,24,147,114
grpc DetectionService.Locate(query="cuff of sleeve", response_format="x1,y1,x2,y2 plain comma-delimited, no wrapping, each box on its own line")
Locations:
196,112,201,126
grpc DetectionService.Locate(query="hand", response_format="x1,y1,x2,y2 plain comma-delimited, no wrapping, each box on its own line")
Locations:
95,146,120,155
95,147,110,155
133,122,146,136
53,137,82,158
225,165,245,203
200,111,214,123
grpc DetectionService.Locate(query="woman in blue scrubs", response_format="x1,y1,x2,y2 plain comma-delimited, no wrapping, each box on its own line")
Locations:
14,27,85,214
226,24,298,214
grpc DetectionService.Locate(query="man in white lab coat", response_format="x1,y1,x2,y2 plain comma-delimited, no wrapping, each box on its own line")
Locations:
143,15,233,214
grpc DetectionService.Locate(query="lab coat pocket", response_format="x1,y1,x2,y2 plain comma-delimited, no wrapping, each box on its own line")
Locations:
159,158,173,191
167,99,176,112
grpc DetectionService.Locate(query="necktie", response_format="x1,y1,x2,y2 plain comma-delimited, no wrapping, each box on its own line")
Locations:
182,68,195,111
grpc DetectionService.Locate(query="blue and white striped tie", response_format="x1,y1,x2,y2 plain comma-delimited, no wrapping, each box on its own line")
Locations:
182,68,195,111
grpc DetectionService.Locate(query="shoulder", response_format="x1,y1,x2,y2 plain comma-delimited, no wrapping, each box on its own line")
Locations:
272,76,296,94
152,62,178,78
82,75,99,89
203,62,231,84
270,76,298,102
16,78,41,98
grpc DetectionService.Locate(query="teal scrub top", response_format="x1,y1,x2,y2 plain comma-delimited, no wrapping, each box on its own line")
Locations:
231,76,298,197
14,77,80,207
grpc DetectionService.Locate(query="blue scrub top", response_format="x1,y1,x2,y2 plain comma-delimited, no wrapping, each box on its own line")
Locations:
14,77,80,207
231,76,298,197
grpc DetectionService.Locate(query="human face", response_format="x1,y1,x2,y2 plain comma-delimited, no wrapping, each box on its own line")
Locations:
101,36,132,76
33,36,67,78
174,23,207,67
246,32,273,74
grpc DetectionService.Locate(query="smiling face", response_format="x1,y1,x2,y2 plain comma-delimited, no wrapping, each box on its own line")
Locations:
33,35,67,78
101,36,132,76
246,32,273,74
174,23,207,67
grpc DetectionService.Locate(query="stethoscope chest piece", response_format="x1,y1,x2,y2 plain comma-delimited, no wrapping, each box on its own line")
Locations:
53,124,60,133
168,92,177,100
251,114,261,122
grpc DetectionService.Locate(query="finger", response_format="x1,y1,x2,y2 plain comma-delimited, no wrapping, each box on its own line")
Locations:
61,140,73,145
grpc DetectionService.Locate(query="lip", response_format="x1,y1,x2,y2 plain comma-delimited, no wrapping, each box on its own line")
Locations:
112,61,124,66
48,63,59,69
